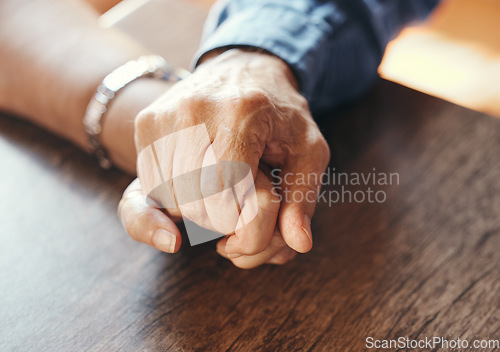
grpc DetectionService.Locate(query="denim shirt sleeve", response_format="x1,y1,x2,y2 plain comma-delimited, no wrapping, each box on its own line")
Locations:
194,0,440,114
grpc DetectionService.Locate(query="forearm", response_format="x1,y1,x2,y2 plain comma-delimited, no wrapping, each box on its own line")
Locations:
0,0,171,173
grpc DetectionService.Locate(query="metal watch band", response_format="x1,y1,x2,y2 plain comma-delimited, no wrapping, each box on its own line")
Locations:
83,55,189,169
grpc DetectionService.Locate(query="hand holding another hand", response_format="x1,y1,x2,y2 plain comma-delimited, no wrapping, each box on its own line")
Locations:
119,49,330,268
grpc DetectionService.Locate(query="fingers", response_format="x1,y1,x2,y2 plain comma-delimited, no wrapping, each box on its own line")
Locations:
170,125,213,227
145,123,212,226
278,134,330,253
216,229,296,269
200,98,270,234
137,118,263,237
209,88,271,181
266,246,298,265
118,178,182,253
223,169,280,257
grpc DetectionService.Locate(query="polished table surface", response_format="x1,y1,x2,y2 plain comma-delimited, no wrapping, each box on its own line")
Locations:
1,80,499,351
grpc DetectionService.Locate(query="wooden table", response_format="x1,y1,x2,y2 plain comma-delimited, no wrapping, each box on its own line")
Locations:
1,80,499,351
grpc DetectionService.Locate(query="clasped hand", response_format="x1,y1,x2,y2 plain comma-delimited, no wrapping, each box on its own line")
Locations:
118,49,330,268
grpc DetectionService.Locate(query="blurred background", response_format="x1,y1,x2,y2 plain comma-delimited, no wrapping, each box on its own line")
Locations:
379,0,500,119
89,0,500,118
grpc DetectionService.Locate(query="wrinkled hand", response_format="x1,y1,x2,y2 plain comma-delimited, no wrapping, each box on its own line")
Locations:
118,49,330,268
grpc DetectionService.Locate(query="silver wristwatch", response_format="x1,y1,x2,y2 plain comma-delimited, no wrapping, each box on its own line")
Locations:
83,55,189,169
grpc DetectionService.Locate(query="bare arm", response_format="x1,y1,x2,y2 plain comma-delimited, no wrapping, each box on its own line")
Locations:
0,0,172,173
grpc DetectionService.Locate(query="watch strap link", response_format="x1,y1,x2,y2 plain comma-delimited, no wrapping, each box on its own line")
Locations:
83,55,189,169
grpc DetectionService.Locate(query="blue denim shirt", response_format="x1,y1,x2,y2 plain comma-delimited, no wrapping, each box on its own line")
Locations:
195,0,440,114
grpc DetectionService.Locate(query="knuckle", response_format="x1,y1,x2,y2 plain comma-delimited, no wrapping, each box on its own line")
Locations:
240,87,270,106
126,207,155,242
304,128,330,168
299,182,319,193
317,136,331,167
135,109,157,133
177,93,203,111
176,94,216,128
259,190,280,214
296,94,310,111
180,204,215,231
134,109,159,149
231,88,272,121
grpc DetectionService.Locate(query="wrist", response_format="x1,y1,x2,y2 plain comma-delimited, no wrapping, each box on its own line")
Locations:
83,55,185,174
100,78,173,174
198,48,299,91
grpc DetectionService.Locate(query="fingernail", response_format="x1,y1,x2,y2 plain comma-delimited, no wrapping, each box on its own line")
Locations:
152,228,176,253
302,214,313,245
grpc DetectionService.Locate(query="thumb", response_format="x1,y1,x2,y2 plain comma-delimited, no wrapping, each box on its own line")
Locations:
277,140,330,253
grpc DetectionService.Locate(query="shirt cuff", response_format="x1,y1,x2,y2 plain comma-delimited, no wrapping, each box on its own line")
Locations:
192,4,334,101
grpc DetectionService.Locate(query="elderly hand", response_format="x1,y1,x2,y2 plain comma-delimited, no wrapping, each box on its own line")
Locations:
118,49,330,268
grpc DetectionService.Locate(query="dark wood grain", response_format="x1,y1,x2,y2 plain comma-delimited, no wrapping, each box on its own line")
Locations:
1,80,499,351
